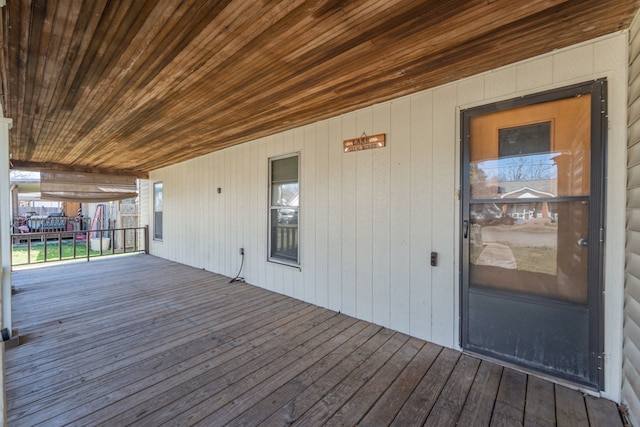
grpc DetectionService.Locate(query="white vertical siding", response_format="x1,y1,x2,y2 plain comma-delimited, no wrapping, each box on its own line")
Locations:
409,91,432,341
356,109,373,322
624,11,640,426
327,116,343,312
149,32,628,402
340,112,357,315
430,84,458,348
371,104,391,327
388,98,411,333
314,121,330,310
303,125,317,304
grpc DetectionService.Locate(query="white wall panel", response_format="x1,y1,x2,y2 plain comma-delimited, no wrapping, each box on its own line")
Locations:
389,98,411,333
314,121,330,309
214,151,223,274
257,138,268,290
303,125,316,304
371,104,391,327
595,33,627,73
457,76,484,106
553,44,594,83
355,109,374,322
430,84,457,348
327,116,343,312
248,140,259,283
148,32,629,400
484,67,517,100
195,155,206,269
626,11,640,425
516,56,553,92
340,112,358,317
409,91,433,341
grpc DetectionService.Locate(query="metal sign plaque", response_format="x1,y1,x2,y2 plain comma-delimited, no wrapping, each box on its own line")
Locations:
343,133,386,153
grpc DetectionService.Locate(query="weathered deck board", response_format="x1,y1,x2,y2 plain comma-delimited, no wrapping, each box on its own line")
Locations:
524,374,556,426
557,384,590,427
456,360,503,426
391,347,461,425
322,337,424,427
358,341,442,425
491,368,528,426
5,255,624,426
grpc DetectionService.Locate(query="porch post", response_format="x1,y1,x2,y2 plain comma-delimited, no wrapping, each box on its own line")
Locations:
0,117,12,335
0,112,11,425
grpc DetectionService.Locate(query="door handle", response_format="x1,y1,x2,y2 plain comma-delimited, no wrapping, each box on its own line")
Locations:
577,238,588,248
463,220,469,239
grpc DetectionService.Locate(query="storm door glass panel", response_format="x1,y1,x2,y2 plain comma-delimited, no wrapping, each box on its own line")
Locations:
468,95,590,302
462,87,603,388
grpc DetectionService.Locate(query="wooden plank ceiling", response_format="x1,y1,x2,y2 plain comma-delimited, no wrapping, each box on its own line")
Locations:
1,0,639,178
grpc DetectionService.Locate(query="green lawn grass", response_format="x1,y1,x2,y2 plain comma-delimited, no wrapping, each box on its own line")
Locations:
12,240,123,265
470,243,557,275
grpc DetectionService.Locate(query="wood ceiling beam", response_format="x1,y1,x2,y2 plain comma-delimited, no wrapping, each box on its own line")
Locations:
9,160,149,179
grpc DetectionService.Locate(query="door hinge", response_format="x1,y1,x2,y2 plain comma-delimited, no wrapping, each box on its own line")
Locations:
599,228,605,243
597,353,605,370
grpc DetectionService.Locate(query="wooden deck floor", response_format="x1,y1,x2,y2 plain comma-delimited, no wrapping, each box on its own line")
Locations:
6,255,623,426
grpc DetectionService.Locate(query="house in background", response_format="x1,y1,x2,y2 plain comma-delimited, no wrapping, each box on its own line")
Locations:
2,1,640,425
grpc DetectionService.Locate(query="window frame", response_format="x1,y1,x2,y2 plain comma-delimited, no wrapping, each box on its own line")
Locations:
153,181,163,241
268,152,300,266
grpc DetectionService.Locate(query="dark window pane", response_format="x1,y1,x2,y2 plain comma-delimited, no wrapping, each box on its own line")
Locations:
271,156,298,183
498,122,551,157
154,212,163,240
153,182,163,240
270,208,298,262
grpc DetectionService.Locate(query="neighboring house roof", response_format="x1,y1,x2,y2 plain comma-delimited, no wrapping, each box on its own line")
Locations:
498,180,556,197
500,186,556,199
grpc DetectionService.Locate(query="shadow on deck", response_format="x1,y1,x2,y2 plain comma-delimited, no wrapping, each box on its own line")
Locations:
5,255,624,426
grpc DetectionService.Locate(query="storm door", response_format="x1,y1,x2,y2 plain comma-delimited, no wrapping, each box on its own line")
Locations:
460,80,606,388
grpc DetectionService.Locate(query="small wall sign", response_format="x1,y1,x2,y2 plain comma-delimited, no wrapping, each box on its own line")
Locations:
343,133,386,153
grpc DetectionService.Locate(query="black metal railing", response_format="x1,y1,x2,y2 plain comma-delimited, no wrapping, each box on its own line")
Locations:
11,226,148,267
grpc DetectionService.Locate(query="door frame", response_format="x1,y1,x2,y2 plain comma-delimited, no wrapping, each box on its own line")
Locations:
459,79,607,389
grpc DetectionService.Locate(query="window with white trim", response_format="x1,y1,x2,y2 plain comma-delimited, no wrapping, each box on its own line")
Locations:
269,154,299,265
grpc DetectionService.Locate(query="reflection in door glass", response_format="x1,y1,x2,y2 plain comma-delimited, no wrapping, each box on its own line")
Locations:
469,200,588,304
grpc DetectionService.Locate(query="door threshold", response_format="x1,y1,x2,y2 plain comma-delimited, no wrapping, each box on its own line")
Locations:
461,348,601,398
